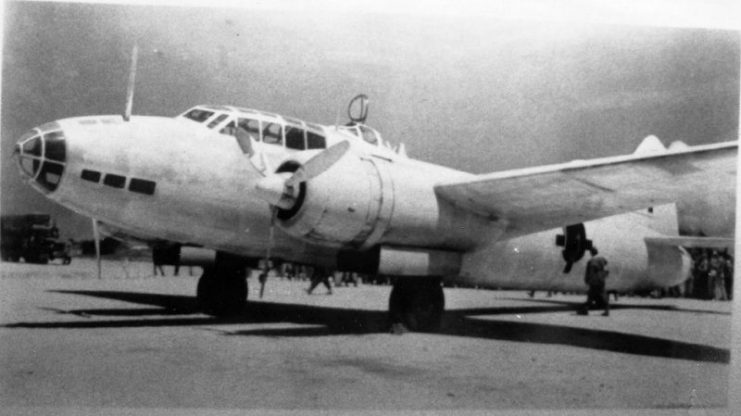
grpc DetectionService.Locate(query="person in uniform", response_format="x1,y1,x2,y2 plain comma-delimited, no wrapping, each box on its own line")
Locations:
578,254,610,316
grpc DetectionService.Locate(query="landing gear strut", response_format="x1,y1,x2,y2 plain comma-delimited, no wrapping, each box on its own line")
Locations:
389,277,444,332
196,253,249,317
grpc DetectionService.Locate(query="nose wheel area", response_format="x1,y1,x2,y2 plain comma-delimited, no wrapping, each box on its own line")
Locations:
389,277,444,332
197,263,248,317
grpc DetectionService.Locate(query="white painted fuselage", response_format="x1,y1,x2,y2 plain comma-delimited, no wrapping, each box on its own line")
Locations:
15,108,732,293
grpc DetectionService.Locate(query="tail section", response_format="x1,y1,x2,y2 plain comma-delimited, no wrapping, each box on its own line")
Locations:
633,135,690,155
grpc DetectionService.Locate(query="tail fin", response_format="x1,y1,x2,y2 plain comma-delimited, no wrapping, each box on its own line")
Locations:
634,135,665,154
634,135,690,155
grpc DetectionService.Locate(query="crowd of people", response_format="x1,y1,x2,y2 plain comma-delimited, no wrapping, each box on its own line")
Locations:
679,248,734,300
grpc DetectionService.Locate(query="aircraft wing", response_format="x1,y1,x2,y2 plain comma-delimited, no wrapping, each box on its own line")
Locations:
434,140,737,240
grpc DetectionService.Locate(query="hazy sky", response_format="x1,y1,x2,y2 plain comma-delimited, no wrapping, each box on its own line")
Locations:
1,1,738,238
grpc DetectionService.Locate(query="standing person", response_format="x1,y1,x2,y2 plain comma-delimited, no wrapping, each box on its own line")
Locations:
723,253,733,300
172,244,181,277
697,250,711,299
578,252,610,316
709,251,728,301
306,266,332,295
152,246,165,276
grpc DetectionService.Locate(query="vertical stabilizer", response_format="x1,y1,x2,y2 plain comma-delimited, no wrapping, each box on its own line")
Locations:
633,135,665,154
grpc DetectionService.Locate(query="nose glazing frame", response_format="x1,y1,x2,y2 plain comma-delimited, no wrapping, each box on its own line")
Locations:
15,122,67,193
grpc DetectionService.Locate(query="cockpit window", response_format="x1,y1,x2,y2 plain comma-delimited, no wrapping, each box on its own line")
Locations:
340,123,381,146
22,136,42,157
262,122,283,145
222,118,261,138
239,118,261,137
184,109,215,123
307,131,326,149
38,161,64,190
206,113,228,128
44,131,66,162
285,124,306,150
359,125,379,145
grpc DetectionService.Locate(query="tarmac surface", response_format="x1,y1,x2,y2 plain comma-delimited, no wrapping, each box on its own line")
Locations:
0,259,735,414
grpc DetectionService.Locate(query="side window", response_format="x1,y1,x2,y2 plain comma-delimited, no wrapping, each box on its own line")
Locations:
81,169,101,183
103,174,126,189
129,178,157,195
285,124,306,150
307,131,326,149
262,122,283,146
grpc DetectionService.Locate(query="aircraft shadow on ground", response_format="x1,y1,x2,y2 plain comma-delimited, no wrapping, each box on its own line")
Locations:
1,289,729,364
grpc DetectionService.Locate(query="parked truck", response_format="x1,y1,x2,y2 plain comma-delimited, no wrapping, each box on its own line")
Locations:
1,214,71,264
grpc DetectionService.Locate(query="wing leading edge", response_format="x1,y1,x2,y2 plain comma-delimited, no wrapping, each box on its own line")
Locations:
434,140,737,240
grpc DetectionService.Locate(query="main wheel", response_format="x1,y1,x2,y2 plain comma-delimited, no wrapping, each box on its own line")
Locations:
389,278,444,332
197,266,248,317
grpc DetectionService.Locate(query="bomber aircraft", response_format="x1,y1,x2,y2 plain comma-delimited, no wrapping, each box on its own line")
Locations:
13,65,737,331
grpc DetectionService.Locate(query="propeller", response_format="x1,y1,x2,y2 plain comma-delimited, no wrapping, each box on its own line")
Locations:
253,141,351,295
92,219,102,279
254,140,350,210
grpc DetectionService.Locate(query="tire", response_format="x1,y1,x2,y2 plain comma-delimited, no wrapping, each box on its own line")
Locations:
389,278,444,332
197,267,248,317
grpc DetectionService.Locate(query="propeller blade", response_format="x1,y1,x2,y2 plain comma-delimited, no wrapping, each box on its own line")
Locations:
287,140,350,187
92,218,101,279
123,44,138,122
255,141,350,209
254,172,294,209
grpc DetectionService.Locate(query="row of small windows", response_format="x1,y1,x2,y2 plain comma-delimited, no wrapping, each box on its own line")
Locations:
81,169,156,195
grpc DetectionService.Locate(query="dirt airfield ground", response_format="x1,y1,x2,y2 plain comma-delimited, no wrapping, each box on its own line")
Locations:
0,258,735,414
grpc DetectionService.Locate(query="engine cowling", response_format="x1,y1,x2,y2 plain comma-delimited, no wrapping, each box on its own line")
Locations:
274,151,392,249
253,142,495,253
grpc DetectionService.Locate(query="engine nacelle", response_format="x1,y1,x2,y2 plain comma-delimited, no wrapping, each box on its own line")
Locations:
263,146,496,253
275,151,393,249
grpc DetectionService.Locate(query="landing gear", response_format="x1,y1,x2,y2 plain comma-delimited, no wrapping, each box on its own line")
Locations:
197,258,248,317
389,277,444,332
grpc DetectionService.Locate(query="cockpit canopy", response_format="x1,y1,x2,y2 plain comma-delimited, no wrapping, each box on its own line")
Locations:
337,123,382,146
177,105,327,151
177,105,385,150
